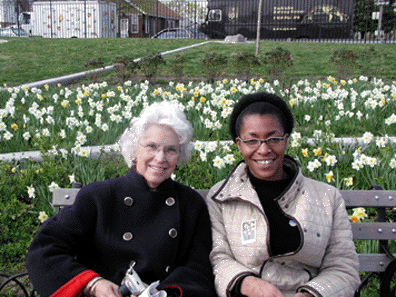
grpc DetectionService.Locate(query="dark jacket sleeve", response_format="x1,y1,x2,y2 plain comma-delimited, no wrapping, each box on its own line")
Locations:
25,183,104,297
159,185,217,297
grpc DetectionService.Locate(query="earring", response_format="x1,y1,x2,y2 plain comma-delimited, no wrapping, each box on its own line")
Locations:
131,156,137,165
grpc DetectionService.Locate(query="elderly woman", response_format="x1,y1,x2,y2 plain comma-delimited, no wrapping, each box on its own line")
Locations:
26,101,216,297
207,92,360,297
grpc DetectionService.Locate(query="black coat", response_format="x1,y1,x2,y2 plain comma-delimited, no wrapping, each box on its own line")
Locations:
26,168,216,297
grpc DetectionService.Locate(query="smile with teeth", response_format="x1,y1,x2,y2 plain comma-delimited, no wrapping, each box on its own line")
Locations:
149,165,167,172
255,159,273,165
149,165,166,172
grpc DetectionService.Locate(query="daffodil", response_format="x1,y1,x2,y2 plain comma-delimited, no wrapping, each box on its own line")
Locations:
27,185,36,198
324,154,337,166
38,211,48,223
390,158,396,169
213,156,225,169
354,207,368,220
48,181,60,192
344,177,353,186
68,174,75,184
349,214,359,223
224,154,235,165
325,171,334,183
61,100,69,108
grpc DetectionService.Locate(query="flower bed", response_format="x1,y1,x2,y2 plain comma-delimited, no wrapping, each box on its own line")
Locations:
0,76,396,272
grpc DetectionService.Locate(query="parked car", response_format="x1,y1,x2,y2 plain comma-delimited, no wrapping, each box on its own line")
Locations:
152,28,208,40
0,26,28,37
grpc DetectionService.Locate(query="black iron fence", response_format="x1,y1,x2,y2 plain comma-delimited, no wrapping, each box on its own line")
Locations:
1,0,395,42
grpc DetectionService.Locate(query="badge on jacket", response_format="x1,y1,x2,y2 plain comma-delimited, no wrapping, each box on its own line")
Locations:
242,219,256,244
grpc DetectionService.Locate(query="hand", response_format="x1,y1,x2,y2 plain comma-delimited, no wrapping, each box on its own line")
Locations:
90,278,122,297
240,276,285,297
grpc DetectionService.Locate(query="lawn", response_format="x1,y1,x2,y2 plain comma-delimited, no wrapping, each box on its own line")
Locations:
1,37,396,87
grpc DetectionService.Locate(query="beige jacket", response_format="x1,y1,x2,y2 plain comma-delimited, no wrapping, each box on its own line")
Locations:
207,158,360,297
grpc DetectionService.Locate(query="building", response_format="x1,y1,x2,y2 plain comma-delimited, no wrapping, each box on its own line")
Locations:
117,0,181,37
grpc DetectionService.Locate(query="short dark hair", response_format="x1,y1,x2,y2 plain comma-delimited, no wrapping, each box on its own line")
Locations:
229,92,294,142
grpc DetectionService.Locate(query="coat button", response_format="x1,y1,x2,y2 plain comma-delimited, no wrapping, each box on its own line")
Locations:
166,197,175,206
169,228,178,238
124,197,134,206
123,232,133,241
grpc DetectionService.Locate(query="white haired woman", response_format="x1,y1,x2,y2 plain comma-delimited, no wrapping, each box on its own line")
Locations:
26,101,217,297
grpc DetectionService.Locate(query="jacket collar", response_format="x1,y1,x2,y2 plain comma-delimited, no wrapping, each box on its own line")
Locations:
125,167,175,192
211,156,305,206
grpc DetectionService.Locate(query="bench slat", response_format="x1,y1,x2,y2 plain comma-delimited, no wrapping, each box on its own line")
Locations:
358,253,396,272
201,189,396,208
341,190,396,208
54,189,396,209
351,222,396,240
52,188,80,206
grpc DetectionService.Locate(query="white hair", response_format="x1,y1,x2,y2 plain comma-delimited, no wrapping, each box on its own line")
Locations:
118,101,193,168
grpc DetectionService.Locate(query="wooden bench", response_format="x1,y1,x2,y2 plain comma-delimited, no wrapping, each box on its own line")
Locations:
2,185,396,297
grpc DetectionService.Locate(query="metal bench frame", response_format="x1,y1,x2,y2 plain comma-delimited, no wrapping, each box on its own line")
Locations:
2,186,396,296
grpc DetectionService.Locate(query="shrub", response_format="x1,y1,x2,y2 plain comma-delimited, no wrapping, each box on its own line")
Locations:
168,54,187,81
112,56,139,83
138,52,166,81
200,52,228,82
230,51,260,81
262,47,293,80
329,48,358,78
83,58,105,83
358,46,384,79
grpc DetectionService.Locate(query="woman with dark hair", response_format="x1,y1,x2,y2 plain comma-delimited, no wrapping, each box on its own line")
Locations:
207,92,360,297
26,101,216,297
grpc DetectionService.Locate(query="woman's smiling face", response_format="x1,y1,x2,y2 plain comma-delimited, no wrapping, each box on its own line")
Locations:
135,124,180,189
236,114,288,181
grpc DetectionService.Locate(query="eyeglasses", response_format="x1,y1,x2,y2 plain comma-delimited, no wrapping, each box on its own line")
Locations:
238,134,288,149
139,142,180,159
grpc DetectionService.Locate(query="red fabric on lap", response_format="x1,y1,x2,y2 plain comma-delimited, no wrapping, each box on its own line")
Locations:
51,270,99,297
163,285,183,297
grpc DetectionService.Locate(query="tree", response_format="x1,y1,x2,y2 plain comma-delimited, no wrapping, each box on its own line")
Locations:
164,0,207,27
353,0,396,34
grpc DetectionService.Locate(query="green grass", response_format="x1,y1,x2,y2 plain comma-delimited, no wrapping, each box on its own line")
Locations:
1,37,396,87
1,37,396,296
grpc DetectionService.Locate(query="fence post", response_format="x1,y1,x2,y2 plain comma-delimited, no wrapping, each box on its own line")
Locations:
49,0,53,38
84,0,87,38
255,0,262,56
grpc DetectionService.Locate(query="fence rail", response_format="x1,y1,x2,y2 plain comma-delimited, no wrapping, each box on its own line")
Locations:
0,0,395,43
